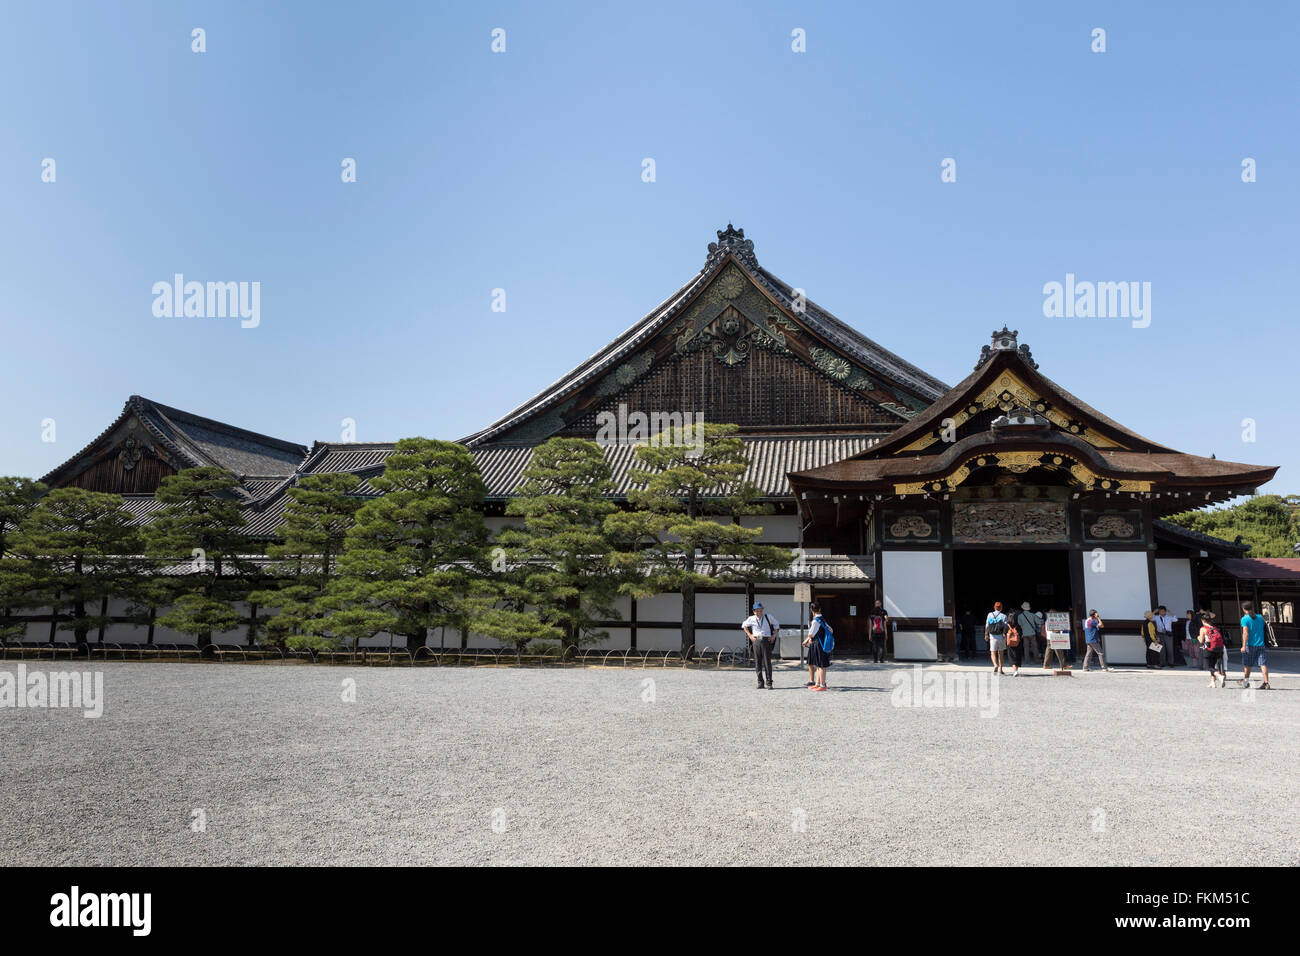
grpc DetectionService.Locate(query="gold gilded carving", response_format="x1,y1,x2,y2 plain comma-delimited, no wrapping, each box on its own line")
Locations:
953,500,1068,543
902,369,1123,453
889,515,934,538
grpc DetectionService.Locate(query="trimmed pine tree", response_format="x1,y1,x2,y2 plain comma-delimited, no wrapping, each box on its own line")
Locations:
248,472,365,650
325,438,535,654
606,423,791,655
9,487,150,647
144,467,253,651
494,437,622,649
0,477,47,641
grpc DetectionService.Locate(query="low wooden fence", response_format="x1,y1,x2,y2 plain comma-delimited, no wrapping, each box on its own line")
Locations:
0,642,755,669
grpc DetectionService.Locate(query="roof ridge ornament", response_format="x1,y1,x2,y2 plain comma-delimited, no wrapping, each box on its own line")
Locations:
975,326,1039,370
705,223,759,272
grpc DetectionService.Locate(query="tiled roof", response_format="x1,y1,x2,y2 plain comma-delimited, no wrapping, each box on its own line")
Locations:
461,227,947,446
139,398,306,477
790,346,1278,497
474,435,881,499
40,396,308,497
138,435,884,539
1214,558,1300,581
1153,519,1248,556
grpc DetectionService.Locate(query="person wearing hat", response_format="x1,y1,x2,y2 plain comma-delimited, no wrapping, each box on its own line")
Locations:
742,601,780,689
1015,601,1042,661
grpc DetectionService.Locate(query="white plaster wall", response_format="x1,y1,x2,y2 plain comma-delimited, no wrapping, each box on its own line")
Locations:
636,629,683,652
697,592,749,625
1102,632,1147,665
1155,558,1195,615
882,550,944,618
1083,550,1150,618
738,515,801,542
636,593,683,622
587,627,632,651
754,592,801,632
894,630,938,661
104,622,150,643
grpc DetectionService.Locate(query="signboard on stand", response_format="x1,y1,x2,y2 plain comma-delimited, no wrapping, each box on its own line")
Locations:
1046,612,1071,650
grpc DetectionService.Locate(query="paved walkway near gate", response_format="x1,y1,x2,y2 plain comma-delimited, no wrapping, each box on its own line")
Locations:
3,655,1296,866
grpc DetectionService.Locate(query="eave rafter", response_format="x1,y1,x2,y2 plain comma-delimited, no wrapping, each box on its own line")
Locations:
891,451,1151,496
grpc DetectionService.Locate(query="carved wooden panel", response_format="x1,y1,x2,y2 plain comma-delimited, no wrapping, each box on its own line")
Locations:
1081,509,1144,543
881,508,941,544
952,499,1068,543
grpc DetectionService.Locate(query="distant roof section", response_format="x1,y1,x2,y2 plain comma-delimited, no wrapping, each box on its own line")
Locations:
134,397,307,476
1214,557,1300,581
1153,519,1248,557
40,395,308,495
146,434,884,539
461,225,948,446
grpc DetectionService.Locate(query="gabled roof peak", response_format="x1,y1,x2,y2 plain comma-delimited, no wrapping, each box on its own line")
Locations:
705,223,759,272
975,327,1038,370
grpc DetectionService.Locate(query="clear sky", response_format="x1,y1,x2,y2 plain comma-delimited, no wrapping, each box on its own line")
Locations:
2,1,1296,495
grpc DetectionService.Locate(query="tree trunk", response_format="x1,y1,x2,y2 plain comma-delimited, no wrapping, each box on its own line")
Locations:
681,582,696,657
406,631,423,655
74,598,88,650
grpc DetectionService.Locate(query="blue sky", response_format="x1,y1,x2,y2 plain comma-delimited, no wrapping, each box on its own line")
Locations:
2,1,1296,494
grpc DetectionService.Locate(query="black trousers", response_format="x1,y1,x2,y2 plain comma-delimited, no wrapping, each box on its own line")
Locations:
872,635,886,662
753,637,773,685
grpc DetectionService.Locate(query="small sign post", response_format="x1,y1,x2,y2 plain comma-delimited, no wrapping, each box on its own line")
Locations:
794,582,811,666
1046,611,1072,675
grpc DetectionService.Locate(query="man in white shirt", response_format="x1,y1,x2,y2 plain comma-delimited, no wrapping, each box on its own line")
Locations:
1154,605,1180,666
742,602,779,689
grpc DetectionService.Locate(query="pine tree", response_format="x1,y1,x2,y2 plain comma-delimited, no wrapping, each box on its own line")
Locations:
325,438,506,654
606,423,792,654
1167,494,1299,558
249,473,364,650
0,477,46,555
144,467,252,651
9,488,149,647
0,477,47,640
494,438,621,649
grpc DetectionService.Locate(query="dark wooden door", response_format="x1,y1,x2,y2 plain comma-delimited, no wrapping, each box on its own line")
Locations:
812,591,873,655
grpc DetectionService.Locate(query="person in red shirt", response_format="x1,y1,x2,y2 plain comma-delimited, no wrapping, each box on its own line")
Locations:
1199,612,1226,688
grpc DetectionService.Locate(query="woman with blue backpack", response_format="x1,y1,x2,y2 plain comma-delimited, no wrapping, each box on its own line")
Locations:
985,601,1008,675
804,601,834,691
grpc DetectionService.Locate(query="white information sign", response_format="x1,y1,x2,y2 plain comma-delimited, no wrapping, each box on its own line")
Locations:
1046,612,1072,650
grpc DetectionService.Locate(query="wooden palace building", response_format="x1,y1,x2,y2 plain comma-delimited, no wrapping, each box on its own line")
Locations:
21,226,1278,659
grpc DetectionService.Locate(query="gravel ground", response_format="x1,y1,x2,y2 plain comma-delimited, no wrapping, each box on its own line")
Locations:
2,654,1297,866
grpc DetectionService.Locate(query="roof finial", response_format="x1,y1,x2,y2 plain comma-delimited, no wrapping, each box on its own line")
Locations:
705,223,759,271
975,327,1038,370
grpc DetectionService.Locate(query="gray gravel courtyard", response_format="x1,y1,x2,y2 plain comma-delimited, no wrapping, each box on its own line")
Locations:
3,655,1297,866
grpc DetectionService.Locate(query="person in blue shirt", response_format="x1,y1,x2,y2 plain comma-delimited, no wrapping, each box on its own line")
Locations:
1080,609,1110,672
984,601,1008,674
803,601,832,691
1239,601,1271,690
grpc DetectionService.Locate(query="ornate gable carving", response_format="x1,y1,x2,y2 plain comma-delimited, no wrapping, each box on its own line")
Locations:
903,368,1122,453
